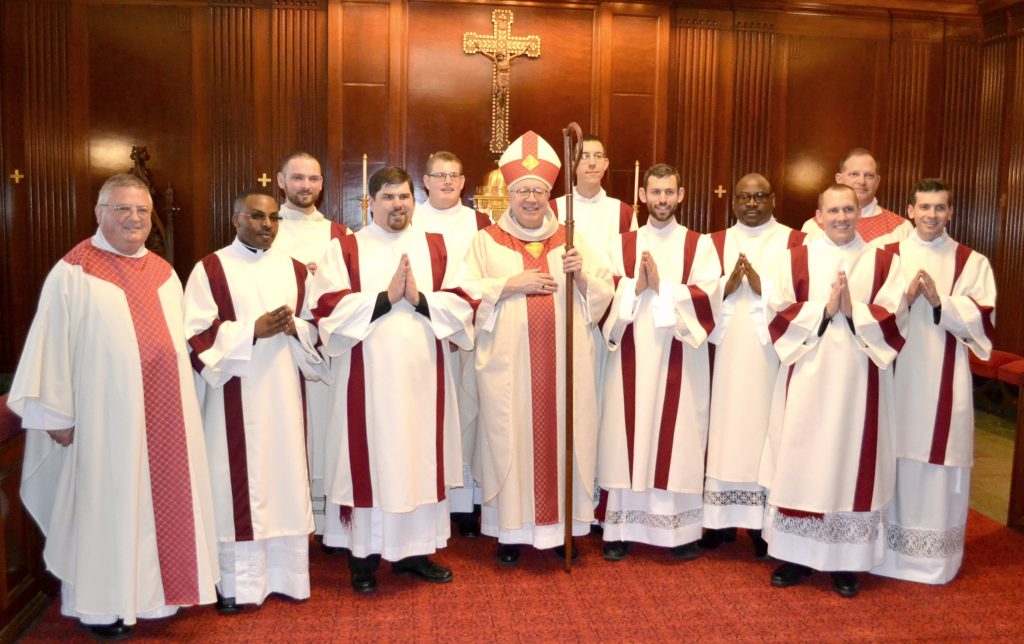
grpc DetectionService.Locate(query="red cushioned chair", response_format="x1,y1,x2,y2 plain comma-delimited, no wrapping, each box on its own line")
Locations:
971,350,1022,413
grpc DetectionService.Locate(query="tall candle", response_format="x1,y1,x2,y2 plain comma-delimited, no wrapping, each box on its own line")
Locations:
362,153,368,197
633,160,640,205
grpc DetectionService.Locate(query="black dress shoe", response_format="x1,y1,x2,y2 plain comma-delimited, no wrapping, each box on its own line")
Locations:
82,619,132,641
670,542,700,560
351,570,378,594
216,591,242,615
697,527,738,550
771,562,813,587
391,556,453,583
553,539,579,561
603,540,629,561
748,529,770,560
497,543,520,565
320,541,347,555
831,571,860,598
452,512,480,538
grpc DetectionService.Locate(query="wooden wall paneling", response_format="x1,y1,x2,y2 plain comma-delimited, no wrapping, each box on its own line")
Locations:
939,23,989,255
998,28,1024,355
325,0,343,223
600,3,670,208
975,31,1008,271
1,1,24,373
210,3,257,248
339,0,391,229
671,8,732,233
388,0,406,167
885,18,942,211
86,4,196,276
271,1,328,189
191,7,213,264
730,13,775,189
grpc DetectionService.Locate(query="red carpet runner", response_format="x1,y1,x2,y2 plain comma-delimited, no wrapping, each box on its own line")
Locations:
21,510,1024,641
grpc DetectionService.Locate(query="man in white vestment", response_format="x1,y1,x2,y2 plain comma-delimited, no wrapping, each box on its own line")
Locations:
598,163,719,562
761,184,907,598
416,150,492,539
309,167,477,593
184,189,326,612
801,149,912,247
273,152,350,537
700,173,805,558
465,131,614,565
872,179,996,584
9,173,218,638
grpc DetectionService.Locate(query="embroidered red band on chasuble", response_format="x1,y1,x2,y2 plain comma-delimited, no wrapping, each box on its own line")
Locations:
485,225,565,525
66,241,199,604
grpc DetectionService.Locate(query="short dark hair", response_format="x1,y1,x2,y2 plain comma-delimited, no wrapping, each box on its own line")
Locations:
908,177,950,206
643,163,681,191
818,183,858,210
369,167,413,198
838,148,879,174
233,188,274,212
425,151,462,175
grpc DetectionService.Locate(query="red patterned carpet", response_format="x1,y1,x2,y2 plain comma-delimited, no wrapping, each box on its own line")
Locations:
20,510,1024,642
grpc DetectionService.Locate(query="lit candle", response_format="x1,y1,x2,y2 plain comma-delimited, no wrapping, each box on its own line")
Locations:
633,160,640,205
362,153,368,198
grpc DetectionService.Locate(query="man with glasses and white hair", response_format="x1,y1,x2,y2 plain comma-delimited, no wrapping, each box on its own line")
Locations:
8,173,219,638
416,151,492,539
184,188,327,613
700,173,805,559
466,131,614,565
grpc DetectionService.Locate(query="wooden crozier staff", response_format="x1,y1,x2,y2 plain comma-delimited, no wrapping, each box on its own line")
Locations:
561,122,582,572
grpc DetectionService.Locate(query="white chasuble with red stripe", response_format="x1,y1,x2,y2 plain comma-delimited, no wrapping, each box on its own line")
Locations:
11,236,218,620
466,213,614,530
760,237,908,514
308,223,476,513
599,220,720,494
183,239,319,543
887,232,996,467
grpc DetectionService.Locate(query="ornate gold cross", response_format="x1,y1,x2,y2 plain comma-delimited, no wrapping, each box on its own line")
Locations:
257,172,272,187
10,169,24,184
463,9,540,154
714,185,726,198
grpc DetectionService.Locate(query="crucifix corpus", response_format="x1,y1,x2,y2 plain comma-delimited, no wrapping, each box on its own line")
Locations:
463,9,541,154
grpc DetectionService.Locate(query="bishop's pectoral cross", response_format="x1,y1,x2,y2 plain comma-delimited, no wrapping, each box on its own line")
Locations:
463,10,541,154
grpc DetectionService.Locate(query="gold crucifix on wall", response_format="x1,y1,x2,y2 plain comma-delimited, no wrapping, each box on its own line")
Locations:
463,9,541,154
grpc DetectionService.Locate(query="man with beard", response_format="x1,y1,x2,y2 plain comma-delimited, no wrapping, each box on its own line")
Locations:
467,131,614,565
273,152,350,537
872,179,996,584
308,167,477,593
415,151,492,538
598,163,719,561
801,149,912,247
761,184,907,598
184,189,325,612
700,173,805,558
8,173,218,637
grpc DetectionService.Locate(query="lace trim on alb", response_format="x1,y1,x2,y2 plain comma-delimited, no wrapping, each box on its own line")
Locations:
886,523,964,559
604,508,702,530
773,510,882,544
703,489,766,508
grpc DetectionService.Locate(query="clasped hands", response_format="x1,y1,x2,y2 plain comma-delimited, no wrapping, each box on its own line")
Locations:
724,253,762,297
906,269,940,308
826,270,853,319
387,253,421,306
502,248,587,298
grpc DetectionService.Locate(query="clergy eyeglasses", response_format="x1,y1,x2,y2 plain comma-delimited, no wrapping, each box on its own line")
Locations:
100,204,152,216
237,211,283,223
512,187,550,198
427,172,463,180
734,192,772,203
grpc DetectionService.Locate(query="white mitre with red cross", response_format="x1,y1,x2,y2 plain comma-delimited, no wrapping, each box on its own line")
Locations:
499,130,561,190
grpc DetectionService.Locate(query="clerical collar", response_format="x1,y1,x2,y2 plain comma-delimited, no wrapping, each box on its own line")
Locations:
573,187,607,204
816,234,865,252
498,208,559,242
911,229,949,248
92,229,148,258
366,220,413,237
861,199,882,218
233,236,269,257
735,217,777,235
279,201,325,222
